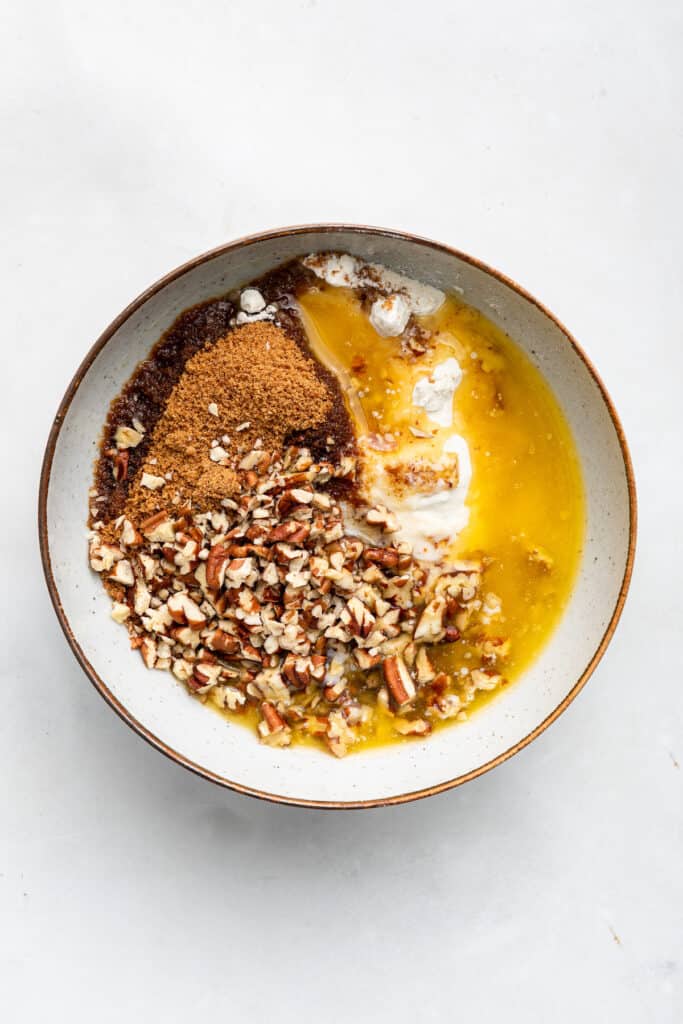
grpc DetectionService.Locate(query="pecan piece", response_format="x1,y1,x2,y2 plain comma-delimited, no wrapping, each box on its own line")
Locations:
382,655,416,706
363,546,399,569
167,591,207,629
114,424,144,450
258,702,291,747
414,596,447,643
120,518,142,546
393,718,432,736
111,450,129,482
140,511,175,543
415,646,436,684
366,504,400,533
282,653,310,688
205,543,231,590
354,649,382,670
267,520,310,544
206,629,240,655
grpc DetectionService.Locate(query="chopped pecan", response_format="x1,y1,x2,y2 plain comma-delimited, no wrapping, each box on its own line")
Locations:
205,543,231,590
167,592,207,629
112,450,129,482
363,546,399,569
140,511,175,543
382,655,416,706
366,504,400,533
414,596,447,643
393,718,431,736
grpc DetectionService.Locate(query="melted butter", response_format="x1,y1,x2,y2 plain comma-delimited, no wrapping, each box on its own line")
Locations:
206,282,584,752
298,284,585,721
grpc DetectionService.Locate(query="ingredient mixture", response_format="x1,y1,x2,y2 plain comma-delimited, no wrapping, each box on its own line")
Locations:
88,253,584,756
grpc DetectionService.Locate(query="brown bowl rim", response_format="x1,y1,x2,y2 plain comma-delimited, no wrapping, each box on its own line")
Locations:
38,223,637,809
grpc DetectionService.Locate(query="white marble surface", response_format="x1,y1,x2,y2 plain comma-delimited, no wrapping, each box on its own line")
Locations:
2,1,681,1020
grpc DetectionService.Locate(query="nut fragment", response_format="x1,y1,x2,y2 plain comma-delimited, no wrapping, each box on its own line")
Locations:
111,601,130,623
140,637,157,668
469,669,504,692
112,451,129,482
89,541,123,572
140,472,166,491
415,646,436,683
90,440,499,759
192,661,222,689
168,592,207,629
414,596,447,643
354,649,382,670
133,578,151,616
120,519,142,546
140,511,175,542
363,546,399,568
206,629,240,655
109,559,134,586
209,445,229,463
366,504,400,533
115,425,144,450
205,544,231,590
393,718,431,736
258,701,291,747
382,655,416,706
344,595,375,638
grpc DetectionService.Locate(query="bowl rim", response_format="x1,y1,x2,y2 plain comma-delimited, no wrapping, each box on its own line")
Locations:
38,223,637,809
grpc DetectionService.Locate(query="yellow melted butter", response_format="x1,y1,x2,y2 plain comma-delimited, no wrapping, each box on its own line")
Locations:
209,283,585,751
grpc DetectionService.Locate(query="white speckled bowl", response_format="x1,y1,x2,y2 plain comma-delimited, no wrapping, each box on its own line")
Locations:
39,226,636,808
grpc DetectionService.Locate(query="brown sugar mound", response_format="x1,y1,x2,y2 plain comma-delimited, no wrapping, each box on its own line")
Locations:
123,321,334,518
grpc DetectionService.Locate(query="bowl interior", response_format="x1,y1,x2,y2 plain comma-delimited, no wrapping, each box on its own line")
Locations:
42,227,634,806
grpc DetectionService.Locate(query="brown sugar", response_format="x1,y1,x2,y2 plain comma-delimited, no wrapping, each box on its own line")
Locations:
123,321,335,518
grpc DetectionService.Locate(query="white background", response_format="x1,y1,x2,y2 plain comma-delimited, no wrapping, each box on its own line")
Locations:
2,1,681,1021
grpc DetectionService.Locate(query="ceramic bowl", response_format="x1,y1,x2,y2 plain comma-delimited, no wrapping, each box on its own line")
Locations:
39,225,636,808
